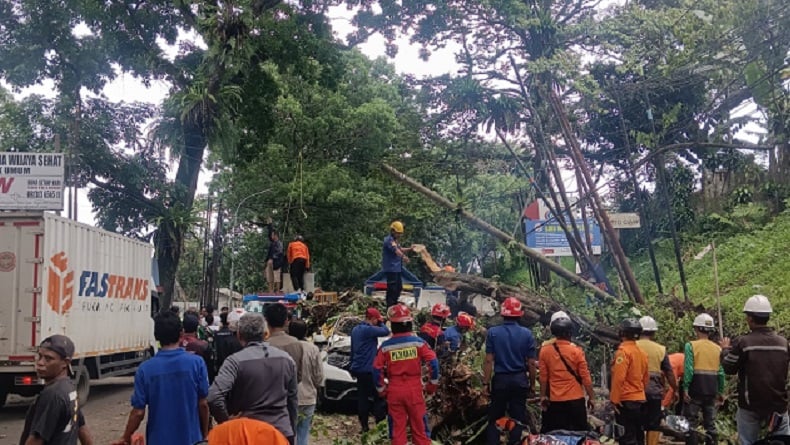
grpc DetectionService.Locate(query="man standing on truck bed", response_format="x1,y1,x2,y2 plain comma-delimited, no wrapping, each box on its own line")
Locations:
113,312,210,445
266,218,284,293
382,221,413,308
287,235,310,293
19,335,83,445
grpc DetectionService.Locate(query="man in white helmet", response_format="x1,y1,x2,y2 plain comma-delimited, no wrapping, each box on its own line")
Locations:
721,295,790,445
541,311,569,347
682,313,724,445
636,316,678,445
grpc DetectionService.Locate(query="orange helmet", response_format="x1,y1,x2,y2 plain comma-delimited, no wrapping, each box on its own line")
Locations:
456,312,475,329
500,297,524,317
443,265,456,273
387,304,413,323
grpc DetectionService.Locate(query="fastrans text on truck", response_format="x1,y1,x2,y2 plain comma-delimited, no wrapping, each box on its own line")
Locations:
0,212,157,406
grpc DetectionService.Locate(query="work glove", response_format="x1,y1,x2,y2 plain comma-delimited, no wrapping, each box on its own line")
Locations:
425,383,438,395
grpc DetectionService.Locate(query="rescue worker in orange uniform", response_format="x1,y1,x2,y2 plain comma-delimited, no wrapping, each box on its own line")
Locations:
207,418,289,445
662,353,685,411
539,312,596,433
374,304,440,445
419,303,450,351
682,313,724,445
286,235,310,292
636,316,679,445
610,318,649,445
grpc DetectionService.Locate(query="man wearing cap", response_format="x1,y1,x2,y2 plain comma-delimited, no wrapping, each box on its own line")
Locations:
114,312,210,445
382,221,413,308
350,307,391,433
19,335,82,445
721,295,790,445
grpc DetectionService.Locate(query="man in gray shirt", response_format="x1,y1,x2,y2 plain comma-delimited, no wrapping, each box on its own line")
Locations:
266,303,303,383
208,313,298,443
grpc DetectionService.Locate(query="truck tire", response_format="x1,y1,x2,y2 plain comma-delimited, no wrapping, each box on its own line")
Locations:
73,365,90,405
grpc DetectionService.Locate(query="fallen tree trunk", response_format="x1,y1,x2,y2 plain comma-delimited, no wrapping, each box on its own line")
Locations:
412,243,620,345
382,163,617,303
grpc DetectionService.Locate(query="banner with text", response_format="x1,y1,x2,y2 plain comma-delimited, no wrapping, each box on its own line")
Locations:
0,152,65,210
525,218,602,257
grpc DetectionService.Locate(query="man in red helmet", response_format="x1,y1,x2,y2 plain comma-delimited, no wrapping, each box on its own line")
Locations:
483,297,537,445
374,304,440,445
445,312,475,352
419,303,450,352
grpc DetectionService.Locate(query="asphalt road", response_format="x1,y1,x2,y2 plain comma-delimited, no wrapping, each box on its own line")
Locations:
0,377,141,445
0,377,357,445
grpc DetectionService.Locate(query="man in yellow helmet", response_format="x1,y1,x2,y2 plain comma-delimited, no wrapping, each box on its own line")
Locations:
382,221,413,308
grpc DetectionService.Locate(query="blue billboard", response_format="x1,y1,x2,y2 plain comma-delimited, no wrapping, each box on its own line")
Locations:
524,219,602,257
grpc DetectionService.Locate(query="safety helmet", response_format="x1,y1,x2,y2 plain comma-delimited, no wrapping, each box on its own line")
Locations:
387,304,413,323
639,316,658,332
227,308,246,327
619,318,643,335
456,312,475,329
743,294,772,316
390,221,404,233
550,311,569,324
500,297,524,317
431,303,451,319
693,313,715,330
443,265,456,273
550,317,574,338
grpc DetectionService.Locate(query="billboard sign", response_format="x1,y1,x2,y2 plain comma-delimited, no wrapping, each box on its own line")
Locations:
608,212,641,229
525,218,602,257
0,152,65,210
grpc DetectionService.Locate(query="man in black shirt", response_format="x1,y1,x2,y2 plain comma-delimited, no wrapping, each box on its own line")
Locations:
20,335,83,445
214,312,242,374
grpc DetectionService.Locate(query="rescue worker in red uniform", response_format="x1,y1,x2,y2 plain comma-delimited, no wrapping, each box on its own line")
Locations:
419,303,450,351
374,304,440,445
483,297,537,445
636,316,679,445
610,318,649,445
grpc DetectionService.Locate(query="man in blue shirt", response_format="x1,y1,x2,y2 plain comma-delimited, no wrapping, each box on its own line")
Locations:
113,311,210,445
382,221,413,308
350,307,391,433
445,312,475,352
483,297,537,445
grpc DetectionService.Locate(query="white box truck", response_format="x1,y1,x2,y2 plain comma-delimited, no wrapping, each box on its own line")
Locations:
0,212,156,406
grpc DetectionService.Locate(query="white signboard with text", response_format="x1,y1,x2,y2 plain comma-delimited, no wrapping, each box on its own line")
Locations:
0,152,65,210
608,212,641,229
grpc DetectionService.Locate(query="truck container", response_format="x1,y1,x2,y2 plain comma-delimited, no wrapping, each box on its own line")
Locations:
0,212,156,406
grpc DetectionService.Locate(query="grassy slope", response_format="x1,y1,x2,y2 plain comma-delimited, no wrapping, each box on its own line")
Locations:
629,211,790,350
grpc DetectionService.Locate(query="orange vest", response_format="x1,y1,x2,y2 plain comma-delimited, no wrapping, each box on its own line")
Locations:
207,418,290,445
287,241,310,268
662,353,685,407
610,340,649,404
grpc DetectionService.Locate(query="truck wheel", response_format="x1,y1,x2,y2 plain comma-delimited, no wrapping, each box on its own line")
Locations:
73,365,90,405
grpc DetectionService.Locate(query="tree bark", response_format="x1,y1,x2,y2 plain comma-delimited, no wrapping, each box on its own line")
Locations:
381,163,617,302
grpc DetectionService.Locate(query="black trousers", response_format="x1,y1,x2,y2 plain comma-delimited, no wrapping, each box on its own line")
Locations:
486,373,529,445
616,401,645,445
290,258,307,291
353,372,387,432
385,272,402,308
642,398,663,431
541,398,588,433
